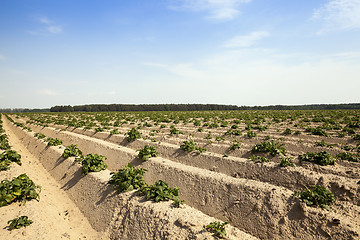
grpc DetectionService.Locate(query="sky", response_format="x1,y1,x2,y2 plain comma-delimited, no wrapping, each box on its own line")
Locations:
0,0,360,108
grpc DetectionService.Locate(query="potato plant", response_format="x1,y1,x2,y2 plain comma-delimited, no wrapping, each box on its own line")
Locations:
0,174,41,207
299,151,335,166
79,154,107,175
62,144,83,159
137,145,158,161
251,140,286,156
126,128,141,142
205,221,229,238
46,137,63,146
109,164,147,192
139,180,183,207
0,150,21,171
7,216,33,230
293,185,336,210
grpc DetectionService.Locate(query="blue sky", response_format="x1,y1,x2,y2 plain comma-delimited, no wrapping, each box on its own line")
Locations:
0,0,359,108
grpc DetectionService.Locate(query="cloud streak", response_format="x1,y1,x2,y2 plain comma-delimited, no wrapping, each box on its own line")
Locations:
29,16,63,35
313,0,360,33
169,0,252,20
223,31,270,48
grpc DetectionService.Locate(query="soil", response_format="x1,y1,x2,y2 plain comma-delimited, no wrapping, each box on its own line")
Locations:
2,112,360,239
0,118,105,240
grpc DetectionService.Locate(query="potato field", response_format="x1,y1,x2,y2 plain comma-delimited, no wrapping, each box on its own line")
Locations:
1,110,360,239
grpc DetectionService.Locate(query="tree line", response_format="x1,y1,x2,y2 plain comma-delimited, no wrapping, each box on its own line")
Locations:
1,103,359,113
49,103,360,112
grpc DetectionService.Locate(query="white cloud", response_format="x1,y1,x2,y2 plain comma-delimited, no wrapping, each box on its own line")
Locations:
37,89,59,96
108,91,117,95
29,16,63,35
0,54,5,60
169,0,252,20
313,0,360,33
0,96,4,99
223,31,270,48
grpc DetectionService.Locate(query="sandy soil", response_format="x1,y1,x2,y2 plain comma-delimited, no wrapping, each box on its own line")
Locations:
0,119,105,240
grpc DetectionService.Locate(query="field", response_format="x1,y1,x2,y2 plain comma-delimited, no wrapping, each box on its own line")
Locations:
1,110,360,239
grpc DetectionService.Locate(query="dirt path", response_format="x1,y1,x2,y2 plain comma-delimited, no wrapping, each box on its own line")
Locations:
0,117,105,240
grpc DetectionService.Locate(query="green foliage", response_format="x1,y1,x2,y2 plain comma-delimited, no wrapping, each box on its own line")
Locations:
180,139,196,152
249,155,271,163
110,129,121,135
205,221,229,238
315,140,336,148
0,134,11,150
126,128,141,141
180,139,207,154
247,130,257,138
170,126,183,135
337,132,345,138
306,127,328,137
0,174,41,207
283,128,292,135
225,129,242,136
196,146,207,154
7,216,33,230
139,180,182,206
137,145,158,161
80,154,107,175
251,140,286,156
95,127,105,132
34,132,46,139
215,136,225,142
353,134,360,140
336,152,359,162
0,150,21,171
109,164,147,192
279,157,296,167
299,151,335,166
293,185,336,210
62,144,83,159
46,137,62,146
229,143,241,151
